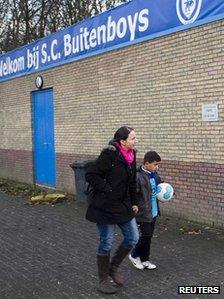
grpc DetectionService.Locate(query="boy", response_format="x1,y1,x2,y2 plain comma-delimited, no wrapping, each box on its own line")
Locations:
129,151,162,270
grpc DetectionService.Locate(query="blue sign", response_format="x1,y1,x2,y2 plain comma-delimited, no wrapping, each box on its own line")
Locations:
0,0,224,82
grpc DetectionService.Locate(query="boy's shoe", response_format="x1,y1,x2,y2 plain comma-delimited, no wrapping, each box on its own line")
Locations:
128,254,144,270
142,261,157,270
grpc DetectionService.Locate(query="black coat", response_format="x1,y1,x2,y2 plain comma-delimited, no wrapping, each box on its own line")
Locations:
85,144,138,224
135,167,162,223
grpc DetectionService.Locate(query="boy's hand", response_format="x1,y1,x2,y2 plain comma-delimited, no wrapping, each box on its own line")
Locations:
132,205,138,214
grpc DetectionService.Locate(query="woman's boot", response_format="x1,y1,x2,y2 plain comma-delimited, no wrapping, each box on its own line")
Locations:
97,252,117,294
109,244,132,286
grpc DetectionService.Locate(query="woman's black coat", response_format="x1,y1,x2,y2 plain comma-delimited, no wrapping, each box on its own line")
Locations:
85,144,138,224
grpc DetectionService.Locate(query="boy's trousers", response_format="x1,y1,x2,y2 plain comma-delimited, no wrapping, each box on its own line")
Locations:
131,219,156,262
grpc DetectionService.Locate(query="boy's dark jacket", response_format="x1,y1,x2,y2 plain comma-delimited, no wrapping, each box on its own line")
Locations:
135,166,162,223
85,143,138,224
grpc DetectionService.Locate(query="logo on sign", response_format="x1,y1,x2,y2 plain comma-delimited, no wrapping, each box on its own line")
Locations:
176,0,202,24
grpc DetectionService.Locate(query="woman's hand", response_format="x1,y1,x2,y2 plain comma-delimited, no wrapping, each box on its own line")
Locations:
132,205,138,214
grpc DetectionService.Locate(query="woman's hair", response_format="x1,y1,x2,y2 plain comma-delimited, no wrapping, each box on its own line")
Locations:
113,126,134,144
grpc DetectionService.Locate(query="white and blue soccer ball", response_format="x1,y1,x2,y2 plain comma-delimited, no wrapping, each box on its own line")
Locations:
157,183,174,202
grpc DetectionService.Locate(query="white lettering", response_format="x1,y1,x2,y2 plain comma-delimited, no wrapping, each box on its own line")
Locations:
64,34,72,56
51,39,58,60
185,287,192,293
83,27,90,50
1,6,151,81
127,13,138,41
41,43,47,63
178,286,220,295
0,56,25,77
27,46,39,69
138,9,149,32
116,17,127,39
63,9,150,57
178,287,185,294
72,35,79,53
107,16,116,42
89,29,97,47
190,287,197,294
79,28,84,51
97,24,107,45
213,287,220,294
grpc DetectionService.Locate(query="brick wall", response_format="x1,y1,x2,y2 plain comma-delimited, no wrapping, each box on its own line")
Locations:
0,149,33,184
158,160,224,228
0,20,223,227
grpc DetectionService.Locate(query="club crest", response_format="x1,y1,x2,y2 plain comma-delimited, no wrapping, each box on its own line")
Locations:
176,0,202,24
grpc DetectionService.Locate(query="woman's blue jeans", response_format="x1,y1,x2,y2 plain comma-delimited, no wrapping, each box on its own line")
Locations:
96,218,139,254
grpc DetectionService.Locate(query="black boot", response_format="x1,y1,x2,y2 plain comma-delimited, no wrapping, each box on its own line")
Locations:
109,244,132,286
97,253,117,294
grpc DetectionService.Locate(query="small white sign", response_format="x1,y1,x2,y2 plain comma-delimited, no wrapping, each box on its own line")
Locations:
202,104,218,121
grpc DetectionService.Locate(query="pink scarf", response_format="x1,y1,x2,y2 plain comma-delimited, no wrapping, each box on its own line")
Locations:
118,145,134,165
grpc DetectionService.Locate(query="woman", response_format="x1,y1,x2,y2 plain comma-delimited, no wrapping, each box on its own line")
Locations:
85,126,139,294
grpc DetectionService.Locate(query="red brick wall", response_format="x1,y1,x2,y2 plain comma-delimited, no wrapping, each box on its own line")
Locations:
0,149,33,184
159,160,224,228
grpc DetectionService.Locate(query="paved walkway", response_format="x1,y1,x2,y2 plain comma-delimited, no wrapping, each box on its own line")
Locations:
0,192,223,299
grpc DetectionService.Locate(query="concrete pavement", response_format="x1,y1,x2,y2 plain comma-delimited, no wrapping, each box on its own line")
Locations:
0,191,223,299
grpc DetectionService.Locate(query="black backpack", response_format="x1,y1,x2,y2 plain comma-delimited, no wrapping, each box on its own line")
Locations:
84,150,115,205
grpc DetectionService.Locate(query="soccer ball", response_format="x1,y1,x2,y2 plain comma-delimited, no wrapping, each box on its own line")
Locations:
157,183,174,202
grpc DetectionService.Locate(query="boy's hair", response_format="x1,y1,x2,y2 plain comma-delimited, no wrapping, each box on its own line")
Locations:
143,151,161,164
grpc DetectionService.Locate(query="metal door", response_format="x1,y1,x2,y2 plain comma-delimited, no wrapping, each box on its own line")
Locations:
32,88,56,186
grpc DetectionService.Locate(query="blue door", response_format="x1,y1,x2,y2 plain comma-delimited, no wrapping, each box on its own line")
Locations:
32,88,56,186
